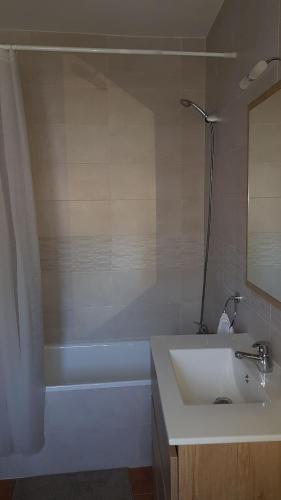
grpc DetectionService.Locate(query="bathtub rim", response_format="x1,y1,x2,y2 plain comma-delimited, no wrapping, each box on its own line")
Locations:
46,378,151,392
44,339,152,390
44,339,151,350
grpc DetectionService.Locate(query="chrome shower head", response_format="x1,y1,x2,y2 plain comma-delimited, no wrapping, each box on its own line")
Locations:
180,98,218,123
180,98,192,108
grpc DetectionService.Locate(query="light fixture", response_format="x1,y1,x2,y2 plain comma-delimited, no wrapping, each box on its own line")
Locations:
239,57,281,89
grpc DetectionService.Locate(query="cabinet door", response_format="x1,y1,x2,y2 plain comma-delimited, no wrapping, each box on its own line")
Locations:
178,442,281,500
152,402,178,500
178,444,238,500
152,407,167,500
152,395,178,499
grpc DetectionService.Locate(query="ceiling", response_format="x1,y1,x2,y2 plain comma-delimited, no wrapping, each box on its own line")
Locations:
0,0,224,37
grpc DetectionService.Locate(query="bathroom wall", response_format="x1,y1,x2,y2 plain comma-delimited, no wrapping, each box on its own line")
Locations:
205,0,281,360
0,30,206,343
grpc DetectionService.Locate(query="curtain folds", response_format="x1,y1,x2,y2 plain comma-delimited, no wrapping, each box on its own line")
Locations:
0,49,45,456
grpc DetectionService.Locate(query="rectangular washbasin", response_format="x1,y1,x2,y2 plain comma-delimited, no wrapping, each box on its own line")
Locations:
169,347,268,405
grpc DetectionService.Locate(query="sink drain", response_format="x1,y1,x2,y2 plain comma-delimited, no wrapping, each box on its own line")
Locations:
213,397,233,404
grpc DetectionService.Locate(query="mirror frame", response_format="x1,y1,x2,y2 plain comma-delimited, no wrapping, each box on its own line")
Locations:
246,79,281,309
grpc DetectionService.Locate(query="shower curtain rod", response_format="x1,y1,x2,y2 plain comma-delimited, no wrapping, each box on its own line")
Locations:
0,44,237,58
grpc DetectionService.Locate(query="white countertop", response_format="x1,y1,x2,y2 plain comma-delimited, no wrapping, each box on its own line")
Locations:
150,334,281,445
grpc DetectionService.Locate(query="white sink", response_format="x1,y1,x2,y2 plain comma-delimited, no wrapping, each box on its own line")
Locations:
151,334,281,446
169,347,268,405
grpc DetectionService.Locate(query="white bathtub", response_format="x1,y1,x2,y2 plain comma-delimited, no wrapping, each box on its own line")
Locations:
45,340,151,389
0,340,152,479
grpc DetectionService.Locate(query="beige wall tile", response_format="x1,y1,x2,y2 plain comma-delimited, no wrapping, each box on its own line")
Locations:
68,163,110,200
111,200,156,235
64,86,108,125
109,124,155,164
23,84,65,124
18,32,206,345
124,87,182,127
43,307,79,343
0,30,32,44
112,235,157,271
32,162,69,201
182,197,204,237
37,201,70,237
157,200,182,236
182,162,205,198
156,125,183,164
73,271,113,306
112,269,157,307
19,52,64,85
182,126,205,164
156,165,182,200
29,124,66,164
133,56,182,89
42,271,73,310
109,85,154,127
74,305,116,340
63,53,109,87
180,300,201,334
108,56,181,90
182,58,206,91
110,163,156,200
69,201,111,236
131,302,180,335
182,265,203,301
33,161,110,201
182,38,206,51
29,31,107,48
65,124,109,163
108,35,182,51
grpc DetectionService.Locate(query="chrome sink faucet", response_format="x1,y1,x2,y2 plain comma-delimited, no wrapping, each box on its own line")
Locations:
235,341,273,373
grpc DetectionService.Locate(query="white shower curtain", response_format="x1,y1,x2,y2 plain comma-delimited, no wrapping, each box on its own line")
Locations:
0,49,45,456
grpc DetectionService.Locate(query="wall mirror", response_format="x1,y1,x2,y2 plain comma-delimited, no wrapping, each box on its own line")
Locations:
247,81,281,305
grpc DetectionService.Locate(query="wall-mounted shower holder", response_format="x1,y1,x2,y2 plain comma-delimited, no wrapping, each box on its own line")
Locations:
223,293,243,329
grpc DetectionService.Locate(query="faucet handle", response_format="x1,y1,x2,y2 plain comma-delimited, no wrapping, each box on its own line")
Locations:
252,341,272,356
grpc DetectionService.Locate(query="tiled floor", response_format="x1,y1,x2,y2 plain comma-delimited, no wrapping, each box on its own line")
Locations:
128,467,154,500
0,479,15,500
13,469,132,500
0,468,154,500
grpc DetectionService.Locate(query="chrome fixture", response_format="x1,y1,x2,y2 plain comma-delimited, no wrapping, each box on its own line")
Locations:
213,396,233,405
223,293,243,329
235,341,273,374
180,99,218,123
240,57,281,89
180,99,217,334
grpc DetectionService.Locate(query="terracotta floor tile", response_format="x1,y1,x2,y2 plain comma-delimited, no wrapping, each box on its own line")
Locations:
0,480,15,500
129,467,153,495
133,494,154,500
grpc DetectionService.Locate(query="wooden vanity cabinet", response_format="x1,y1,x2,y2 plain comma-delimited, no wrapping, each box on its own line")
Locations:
152,376,178,500
152,357,281,500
